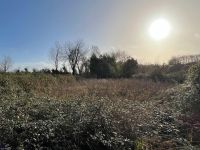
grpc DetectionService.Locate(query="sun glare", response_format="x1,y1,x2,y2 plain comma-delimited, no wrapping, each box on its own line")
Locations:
149,18,171,40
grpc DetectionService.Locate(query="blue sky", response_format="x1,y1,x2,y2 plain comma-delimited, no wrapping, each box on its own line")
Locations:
0,0,200,69
0,0,120,68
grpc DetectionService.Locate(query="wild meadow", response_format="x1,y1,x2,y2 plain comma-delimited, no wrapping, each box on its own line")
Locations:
2,0,200,149
0,62,200,150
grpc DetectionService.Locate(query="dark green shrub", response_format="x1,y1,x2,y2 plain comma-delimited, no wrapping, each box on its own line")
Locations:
121,58,138,78
166,71,186,83
90,54,118,78
149,68,165,82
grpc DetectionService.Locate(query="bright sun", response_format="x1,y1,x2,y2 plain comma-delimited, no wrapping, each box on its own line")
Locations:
149,18,171,40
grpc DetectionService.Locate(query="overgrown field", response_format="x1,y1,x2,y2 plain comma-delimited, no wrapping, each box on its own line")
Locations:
0,72,199,149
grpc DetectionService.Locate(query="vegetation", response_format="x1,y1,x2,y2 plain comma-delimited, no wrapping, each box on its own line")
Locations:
0,64,200,149
89,53,138,78
1,42,200,149
174,62,200,113
0,56,12,72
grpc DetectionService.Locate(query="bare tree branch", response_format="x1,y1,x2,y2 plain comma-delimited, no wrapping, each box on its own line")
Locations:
49,41,62,71
63,40,87,75
0,56,12,72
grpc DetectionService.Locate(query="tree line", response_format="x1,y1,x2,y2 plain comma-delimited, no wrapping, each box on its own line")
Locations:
49,40,138,78
169,54,200,65
3,40,200,80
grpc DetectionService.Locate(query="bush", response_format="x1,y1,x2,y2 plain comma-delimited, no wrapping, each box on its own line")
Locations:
121,58,138,78
187,62,200,89
167,62,200,147
90,54,138,78
89,54,118,78
166,71,186,83
0,96,136,149
185,62,200,112
149,68,166,82
173,62,200,113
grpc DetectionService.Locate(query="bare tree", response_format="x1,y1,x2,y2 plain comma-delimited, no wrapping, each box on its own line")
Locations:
0,56,12,72
49,41,62,71
169,54,200,65
63,40,86,75
90,45,100,57
77,56,90,75
112,50,129,63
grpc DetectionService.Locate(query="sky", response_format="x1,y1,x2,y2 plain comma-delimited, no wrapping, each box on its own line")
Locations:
0,0,200,69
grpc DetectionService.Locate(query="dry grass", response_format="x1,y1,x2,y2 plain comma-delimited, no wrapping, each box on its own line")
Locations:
0,73,196,149
27,76,173,101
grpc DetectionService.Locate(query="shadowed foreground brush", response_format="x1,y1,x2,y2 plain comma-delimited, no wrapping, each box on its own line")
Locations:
0,73,198,149
0,95,137,149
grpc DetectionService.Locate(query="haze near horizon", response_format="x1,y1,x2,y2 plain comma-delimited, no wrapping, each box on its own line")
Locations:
0,0,200,69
